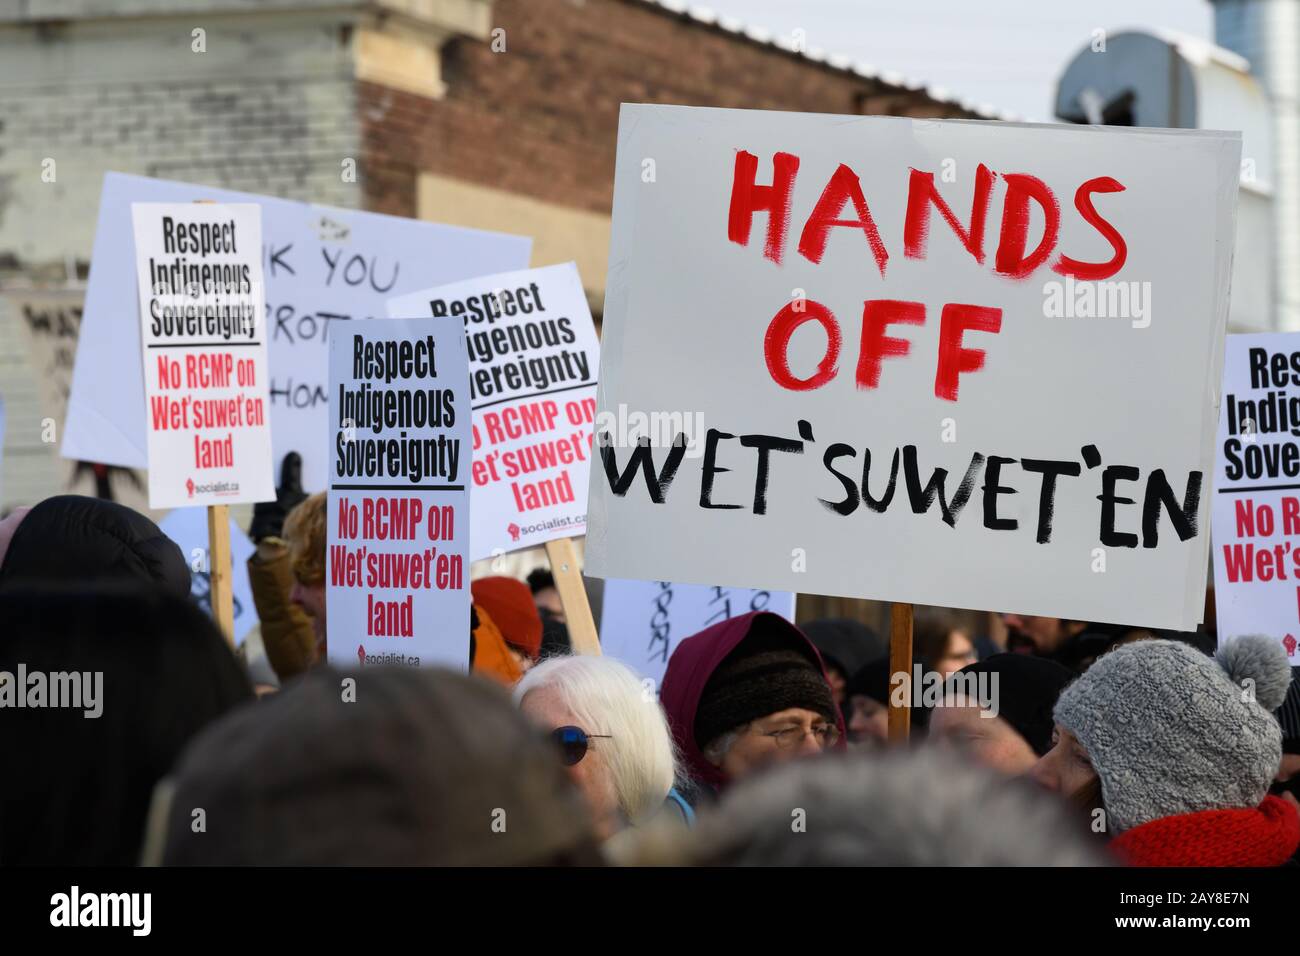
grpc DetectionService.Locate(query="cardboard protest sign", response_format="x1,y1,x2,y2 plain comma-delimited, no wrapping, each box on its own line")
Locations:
326,317,471,670
1212,333,1300,662
130,202,275,508
159,507,257,646
600,578,795,686
65,173,530,490
387,262,599,559
588,105,1240,630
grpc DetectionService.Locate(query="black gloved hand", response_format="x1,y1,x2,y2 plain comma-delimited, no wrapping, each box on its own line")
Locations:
249,452,309,543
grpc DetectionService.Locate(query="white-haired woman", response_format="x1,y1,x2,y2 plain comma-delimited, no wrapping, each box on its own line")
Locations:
515,655,688,840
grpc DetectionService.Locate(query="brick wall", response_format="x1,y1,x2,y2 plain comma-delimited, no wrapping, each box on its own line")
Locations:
0,9,363,509
0,14,362,275
0,0,991,635
361,0,984,218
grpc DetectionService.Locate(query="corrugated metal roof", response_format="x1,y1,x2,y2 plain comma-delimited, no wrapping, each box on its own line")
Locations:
635,0,1020,121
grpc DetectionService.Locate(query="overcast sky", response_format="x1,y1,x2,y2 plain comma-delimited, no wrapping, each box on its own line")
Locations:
698,0,1214,121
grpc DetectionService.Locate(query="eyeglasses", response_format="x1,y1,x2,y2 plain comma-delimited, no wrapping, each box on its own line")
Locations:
757,723,840,749
552,725,613,766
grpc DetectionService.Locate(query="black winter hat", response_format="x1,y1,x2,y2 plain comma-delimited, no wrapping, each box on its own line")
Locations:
694,618,836,748
801,618,885,677
0,495,189,598
846,655,892,706
954,653,1073,756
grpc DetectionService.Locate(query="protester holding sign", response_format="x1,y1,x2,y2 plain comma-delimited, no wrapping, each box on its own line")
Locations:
1002,612,1088,658
801,617,884,707
912,608,978,681
472,575,543,672
660,611,843,799
844,656,892,748
284,493,329,666
470,603,525,687
928,654,1073,776
516,655,682,840
246,456,318,681
528,568,572,656
1033,636,1298,866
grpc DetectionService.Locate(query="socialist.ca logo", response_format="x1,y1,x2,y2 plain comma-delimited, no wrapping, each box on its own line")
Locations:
507,522,521,542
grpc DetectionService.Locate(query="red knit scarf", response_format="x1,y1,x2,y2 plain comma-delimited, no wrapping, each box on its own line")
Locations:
1111,795,1300,867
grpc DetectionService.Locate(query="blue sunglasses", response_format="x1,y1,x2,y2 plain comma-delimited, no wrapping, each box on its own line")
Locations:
552,725,612,766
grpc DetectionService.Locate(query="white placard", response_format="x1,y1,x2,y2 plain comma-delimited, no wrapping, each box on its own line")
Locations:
326,317,472,670
159,507,257,647
65,172,530,490
587,105,1240,630
388,262,599,559
600,578,795,688
131,202,274,508
1212,333,1300,662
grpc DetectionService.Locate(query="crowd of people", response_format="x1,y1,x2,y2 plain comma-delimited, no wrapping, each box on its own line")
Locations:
1,488,1298,867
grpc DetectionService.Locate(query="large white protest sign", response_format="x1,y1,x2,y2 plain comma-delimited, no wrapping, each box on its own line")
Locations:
159,507,257,646
131,202,274,508
387,262,599,559
587,105,1240,630
326,317,471,670
65,172,530,490
600,578,795,687
1212,333,1300,662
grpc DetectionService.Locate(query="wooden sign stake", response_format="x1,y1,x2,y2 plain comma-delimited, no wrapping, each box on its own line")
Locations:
192,199,234,647
544,537,601,656
206,503,235,646
887,601,913,742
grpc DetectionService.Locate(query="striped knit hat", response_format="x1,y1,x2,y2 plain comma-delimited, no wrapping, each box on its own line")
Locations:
694,622,836,748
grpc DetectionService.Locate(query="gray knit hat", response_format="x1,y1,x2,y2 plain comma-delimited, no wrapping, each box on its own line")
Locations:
1053,635,1292,833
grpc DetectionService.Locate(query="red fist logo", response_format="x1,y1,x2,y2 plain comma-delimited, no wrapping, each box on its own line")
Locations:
507,522,521,542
